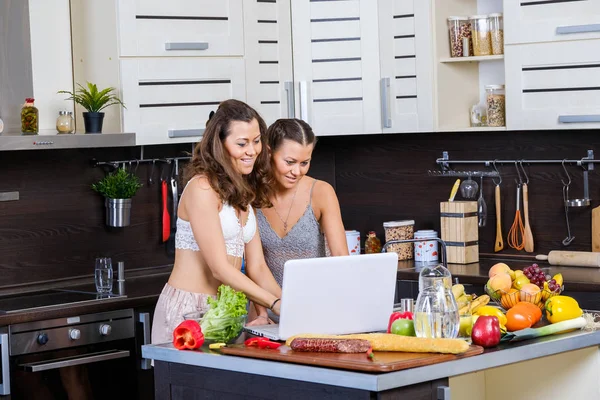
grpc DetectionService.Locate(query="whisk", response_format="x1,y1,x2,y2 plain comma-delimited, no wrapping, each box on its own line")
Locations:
507,182,525,250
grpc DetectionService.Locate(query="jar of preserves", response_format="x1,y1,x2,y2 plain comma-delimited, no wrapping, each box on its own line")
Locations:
21,98,39,134
469,15,492,56
447,17,472,58
485,85,506,127
365,231,382,254
489,13,504,55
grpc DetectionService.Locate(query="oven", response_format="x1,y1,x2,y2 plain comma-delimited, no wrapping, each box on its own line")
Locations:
0,292,153,399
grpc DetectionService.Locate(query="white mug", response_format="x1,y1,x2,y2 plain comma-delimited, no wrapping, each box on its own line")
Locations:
345,230,360,255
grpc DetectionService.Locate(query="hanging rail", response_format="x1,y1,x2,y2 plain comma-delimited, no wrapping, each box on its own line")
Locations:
90,156,191,170
436,150,596,171
428,170,499,178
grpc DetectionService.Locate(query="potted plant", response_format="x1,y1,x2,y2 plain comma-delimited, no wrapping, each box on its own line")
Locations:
92,169,142,227
58,82,125,134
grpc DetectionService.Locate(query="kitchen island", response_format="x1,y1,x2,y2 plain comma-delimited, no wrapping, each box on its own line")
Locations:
143,329,600,399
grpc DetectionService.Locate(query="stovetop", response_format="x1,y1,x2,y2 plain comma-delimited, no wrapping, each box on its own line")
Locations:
0,289,126,314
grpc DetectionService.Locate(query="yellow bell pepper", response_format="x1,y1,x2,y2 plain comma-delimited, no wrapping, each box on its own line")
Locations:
544,295,583,324
474,305,507,327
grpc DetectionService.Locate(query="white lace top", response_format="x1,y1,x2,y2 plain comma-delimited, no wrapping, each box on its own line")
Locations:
175,201,256,258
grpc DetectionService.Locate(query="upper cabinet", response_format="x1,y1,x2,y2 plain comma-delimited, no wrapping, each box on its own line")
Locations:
378,0,434,133
243,0,294,127
117,0,244,57
504,0,600,45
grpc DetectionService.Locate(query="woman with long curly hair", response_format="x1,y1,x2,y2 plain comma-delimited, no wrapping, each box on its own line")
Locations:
151,100,282,344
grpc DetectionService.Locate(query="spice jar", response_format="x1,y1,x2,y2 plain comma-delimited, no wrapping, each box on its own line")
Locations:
489,13,504,55
469,15,492,56
365,231,382,254
56,111,74,134
21,98,39,134
485,85,506,127
447,17,472,58
383,220,414,260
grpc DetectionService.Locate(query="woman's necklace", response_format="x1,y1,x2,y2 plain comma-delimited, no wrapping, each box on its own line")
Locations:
273,184,300,232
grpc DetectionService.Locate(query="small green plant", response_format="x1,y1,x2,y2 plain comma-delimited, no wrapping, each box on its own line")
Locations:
58,82,125,113
92,169,142,199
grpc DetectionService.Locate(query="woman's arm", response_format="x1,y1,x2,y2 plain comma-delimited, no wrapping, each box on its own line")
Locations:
185,180,281,314
314,180,349,256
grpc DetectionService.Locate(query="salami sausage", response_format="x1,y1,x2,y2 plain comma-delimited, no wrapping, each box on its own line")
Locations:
290,338,371,353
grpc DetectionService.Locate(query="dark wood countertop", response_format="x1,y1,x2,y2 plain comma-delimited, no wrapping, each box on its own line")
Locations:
0,266,171,325
396,255,600,292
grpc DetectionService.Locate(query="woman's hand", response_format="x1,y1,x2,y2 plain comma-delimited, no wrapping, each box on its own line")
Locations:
246,315,273,326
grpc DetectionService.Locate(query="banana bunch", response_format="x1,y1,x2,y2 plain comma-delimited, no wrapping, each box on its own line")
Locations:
453,284,490,316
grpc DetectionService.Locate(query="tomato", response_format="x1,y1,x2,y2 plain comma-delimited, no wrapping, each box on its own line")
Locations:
391,318,416,336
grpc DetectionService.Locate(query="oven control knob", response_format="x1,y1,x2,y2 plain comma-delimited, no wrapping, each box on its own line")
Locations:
69,328,81,341
99,324,112,336
37,333,49,345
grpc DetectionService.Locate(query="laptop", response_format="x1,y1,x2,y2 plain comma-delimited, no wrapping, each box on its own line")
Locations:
244,252,398,341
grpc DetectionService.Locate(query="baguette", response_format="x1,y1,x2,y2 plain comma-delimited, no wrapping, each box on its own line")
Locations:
285,333,470,354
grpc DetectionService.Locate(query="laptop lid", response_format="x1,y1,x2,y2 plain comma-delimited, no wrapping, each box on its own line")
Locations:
277,252,398,340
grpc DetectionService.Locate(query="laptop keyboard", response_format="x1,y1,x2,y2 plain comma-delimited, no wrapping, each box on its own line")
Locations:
257,325,279,335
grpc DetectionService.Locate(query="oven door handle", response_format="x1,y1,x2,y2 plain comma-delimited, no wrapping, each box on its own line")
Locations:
18,349,130,372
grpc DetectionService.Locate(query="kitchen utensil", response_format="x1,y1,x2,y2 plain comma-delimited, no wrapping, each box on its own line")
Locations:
449,178,460,201
161,179,170,243
492,162,504,252
592,206,600,252
521,163,534,253
148,160,155,185
167,160,179,256
477,176,487,227
220,343,483,373
507,183,525,250
459,175,478,199
561,161,575,246
567,169,591,208
535,250,600,267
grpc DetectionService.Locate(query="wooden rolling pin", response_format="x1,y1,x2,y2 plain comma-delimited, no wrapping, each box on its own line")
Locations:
535,251,600,268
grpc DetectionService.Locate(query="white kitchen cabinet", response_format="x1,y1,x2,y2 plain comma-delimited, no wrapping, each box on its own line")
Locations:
505,39,600,130
120,58,246,145
117,0,244,57
243,0,294,126
378,0,434,133
290,0,382,135
504,0,600,45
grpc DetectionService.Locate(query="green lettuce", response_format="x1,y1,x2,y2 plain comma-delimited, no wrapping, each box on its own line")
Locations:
201,285,248,343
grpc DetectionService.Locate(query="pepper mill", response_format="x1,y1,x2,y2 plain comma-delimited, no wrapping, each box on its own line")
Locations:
117,261,126,295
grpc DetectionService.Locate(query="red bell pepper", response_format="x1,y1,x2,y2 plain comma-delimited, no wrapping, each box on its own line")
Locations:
244,336,281,349
173,320,204,350
386,311,413,333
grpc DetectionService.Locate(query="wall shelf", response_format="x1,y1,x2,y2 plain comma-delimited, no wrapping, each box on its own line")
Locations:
440,55,504,63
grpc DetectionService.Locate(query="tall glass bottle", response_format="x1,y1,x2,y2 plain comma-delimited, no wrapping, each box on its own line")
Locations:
21,98,39,134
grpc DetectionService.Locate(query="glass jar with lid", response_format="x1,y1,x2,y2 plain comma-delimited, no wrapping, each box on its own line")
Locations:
447,16,472,58
56,111,75,134
489,13,504,55
485,85,506,127
469,15,492,56
21,98,39,134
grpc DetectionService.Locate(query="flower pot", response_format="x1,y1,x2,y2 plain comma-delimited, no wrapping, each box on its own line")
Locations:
83,112,105,134
105,198,132,227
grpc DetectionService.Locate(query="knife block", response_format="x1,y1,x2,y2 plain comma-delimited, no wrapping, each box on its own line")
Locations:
440,201,479,264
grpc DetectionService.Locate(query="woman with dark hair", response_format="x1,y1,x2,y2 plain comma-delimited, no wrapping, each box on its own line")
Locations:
151,100,282,344
250,119,348,323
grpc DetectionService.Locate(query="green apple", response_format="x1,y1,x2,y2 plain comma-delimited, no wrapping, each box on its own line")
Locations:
391,318,416,336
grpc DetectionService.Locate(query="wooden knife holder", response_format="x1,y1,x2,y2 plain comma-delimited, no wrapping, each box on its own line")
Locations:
440,201,479,264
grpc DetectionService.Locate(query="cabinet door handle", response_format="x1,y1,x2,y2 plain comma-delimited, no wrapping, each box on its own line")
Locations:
284,81,295,118
168,128,205,138
558,115,600,123
556,24,600,35
165,42,209,51
381,77,392,128
299,81,309,122
139,313,152,370
0,333,10,395
437,386,451,400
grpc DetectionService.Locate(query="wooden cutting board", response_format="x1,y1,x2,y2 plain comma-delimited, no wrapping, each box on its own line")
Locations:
592,206,600,252
219,344,484,373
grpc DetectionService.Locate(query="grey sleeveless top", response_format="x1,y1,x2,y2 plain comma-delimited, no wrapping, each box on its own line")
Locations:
256,180,326,287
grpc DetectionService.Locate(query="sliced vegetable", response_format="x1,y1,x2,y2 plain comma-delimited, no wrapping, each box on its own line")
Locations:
366,347,374,360
244,337,270,347
209,343,227,349
173,320,204,350
545,295,583,324
257,340,281,349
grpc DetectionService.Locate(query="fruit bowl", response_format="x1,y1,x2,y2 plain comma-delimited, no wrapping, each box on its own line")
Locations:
485,263,564,311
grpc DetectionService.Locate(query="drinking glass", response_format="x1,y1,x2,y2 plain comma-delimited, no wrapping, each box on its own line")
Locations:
458,300,473,344
95,257,113,294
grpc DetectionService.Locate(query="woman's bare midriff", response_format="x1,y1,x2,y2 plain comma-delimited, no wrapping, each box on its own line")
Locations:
167,249,243,295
